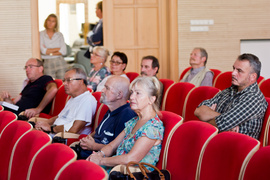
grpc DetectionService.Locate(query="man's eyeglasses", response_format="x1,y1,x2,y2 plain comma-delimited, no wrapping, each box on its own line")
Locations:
110,60,123,65
23,65,40,70
63,78,83,83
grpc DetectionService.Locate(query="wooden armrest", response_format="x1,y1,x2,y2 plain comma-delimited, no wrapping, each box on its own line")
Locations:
54,132,80,139
28,117,48,123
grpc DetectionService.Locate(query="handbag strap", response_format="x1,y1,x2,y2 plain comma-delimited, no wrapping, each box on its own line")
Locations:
126,161,149,180
139,162,165,180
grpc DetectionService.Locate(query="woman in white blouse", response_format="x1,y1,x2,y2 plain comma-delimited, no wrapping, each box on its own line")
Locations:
40,14,67,79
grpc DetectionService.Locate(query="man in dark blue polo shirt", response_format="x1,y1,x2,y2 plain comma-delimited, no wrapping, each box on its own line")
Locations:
73,75,137,159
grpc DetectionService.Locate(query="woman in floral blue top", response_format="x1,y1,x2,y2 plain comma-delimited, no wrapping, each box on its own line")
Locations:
87,46,111,91
88,76,164,172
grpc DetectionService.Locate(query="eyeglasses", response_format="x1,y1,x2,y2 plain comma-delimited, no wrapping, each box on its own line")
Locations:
91,52,102,58
23,65,40,70
110,60,123,65
62,78,83,83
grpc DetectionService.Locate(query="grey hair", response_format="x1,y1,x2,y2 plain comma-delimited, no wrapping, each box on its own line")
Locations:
93,46,110,63
66,68,87,85
130,76,161,114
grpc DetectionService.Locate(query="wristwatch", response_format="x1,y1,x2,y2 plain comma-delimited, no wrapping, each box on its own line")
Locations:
51,125,56,133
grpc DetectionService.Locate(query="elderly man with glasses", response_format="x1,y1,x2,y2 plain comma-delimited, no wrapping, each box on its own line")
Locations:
0,58,57,118
33,68,97,135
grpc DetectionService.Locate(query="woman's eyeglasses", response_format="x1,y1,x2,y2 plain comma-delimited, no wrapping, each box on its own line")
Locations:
110,60,123,65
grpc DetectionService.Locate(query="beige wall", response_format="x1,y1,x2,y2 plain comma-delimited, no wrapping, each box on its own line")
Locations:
1,0,270,98
178,0,270,77
0,0,35,97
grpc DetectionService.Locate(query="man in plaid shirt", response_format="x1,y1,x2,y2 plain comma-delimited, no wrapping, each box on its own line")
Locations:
195,53,267,139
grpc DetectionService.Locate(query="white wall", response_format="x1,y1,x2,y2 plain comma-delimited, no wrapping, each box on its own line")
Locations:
240,40,270,79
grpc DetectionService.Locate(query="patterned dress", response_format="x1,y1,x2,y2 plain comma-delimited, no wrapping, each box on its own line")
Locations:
87,66,111,92
104,115,164,172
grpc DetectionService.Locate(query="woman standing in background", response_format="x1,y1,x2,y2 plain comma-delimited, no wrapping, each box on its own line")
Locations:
40,14,67,79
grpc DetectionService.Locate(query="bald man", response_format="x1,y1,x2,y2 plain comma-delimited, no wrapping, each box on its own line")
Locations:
72,75,137,159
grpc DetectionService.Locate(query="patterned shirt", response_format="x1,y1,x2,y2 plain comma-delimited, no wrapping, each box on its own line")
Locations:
87,66,111,92
198,82,267,139
117,115,164,170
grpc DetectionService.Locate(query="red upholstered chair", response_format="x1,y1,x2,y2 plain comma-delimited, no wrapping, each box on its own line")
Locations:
56,160,108,180
259,78,270,98
0,121,32,180
209,68,221,83
213,71,232,90
54,79,63,88
0,105,3,112
159,79,174,109
126,72,139,83
0,110,17,137
39,85,69,119
242,146,270,180
27,143,77,180
164,121,218,180
8,130,51,180
258,97,270,147
161,82,195,116
182,86,220,122
156,111,183,169
179,66,192,81
198,132,260,180
257,76,265,85
94,103,109,130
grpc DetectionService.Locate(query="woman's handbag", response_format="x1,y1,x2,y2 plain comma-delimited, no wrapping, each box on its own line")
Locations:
109,161,171,180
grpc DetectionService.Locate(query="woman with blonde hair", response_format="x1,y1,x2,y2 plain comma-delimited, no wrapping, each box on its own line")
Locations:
87,46,111,91
88,76,164,172
40,14,67,79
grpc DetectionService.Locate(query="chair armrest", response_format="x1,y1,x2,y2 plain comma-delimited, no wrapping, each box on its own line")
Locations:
54,132,80,139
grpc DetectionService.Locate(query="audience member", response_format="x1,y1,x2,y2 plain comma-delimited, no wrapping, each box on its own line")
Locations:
140,55,163,107
0,58,57,118
180,47,213,86
87,46,111,92
34,68,97,135
195,53,267,139
96,51,129,92
85,1,103,58
72,75,137,159
88,76,164,172
40,14,67,79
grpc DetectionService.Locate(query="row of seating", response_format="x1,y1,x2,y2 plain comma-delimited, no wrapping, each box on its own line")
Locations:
158,114,270,180
0,110,107,180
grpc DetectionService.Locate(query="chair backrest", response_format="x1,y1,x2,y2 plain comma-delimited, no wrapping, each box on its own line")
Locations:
259,78,270,98
164,121,218,180
0,110,17,137
92,91,102,126
162,82,195,116
94,103,109,130
54,79,63,88
8,130,51,180
209,68,221,83
74,50,92,75
126,72,139,83
56,160,108,180
179,66,192,81
182,86,220,122
198,132,260,180
213,71,232,90
156,111,183,169
159,79,174,109
257,76,265,84
258,97,270,147
27,143,77,180
0,105,3,112
0,121,32,180
242,146,270,180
